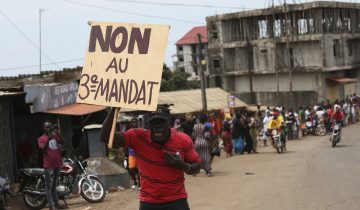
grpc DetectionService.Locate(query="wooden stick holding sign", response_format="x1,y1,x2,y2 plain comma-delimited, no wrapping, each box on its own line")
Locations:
108,107,120,149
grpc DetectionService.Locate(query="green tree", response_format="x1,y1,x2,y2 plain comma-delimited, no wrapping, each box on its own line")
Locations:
160,64,200,92
162,64,172,80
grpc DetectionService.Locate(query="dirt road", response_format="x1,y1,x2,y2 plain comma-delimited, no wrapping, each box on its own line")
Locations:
12,123,360,210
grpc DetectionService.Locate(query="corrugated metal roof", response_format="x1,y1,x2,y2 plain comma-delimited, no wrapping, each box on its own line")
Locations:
43,103,106,116
175,26,207,45
158,88,248,114
0,91,24,97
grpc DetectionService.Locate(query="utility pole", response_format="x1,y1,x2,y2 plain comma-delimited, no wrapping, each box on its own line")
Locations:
39,9,45,73
197,33,207,112
247,40,255,104
272,0,280,105
284,0,293,108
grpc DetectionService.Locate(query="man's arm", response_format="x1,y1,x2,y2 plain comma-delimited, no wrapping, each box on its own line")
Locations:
330,112,335,123
38,136,50,153
99,108,126,148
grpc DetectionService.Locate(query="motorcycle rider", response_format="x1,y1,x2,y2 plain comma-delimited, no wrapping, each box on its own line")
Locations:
267,112,286,147
38,121,67,210
330,105,344,140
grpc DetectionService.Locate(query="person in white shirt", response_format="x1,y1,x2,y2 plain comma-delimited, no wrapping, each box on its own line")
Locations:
262,111,272,146
350,103,356,124
293,111,299,139
316,108,325,124
305,107,311,121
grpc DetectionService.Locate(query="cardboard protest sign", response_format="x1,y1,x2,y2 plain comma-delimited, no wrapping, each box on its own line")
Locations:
77,21,169,111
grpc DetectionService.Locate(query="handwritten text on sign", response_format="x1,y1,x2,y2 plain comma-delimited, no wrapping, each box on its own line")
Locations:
77,22,169,111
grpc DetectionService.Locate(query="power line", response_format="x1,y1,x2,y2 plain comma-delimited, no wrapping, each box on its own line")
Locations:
105,0,256,10
0,58,83,71
2,37,200,71
0,9,62,70
2,36,202,71
1,36,187,70
64,0,203,24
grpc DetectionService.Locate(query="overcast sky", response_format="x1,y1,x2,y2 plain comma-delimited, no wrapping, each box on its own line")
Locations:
0,0,357,76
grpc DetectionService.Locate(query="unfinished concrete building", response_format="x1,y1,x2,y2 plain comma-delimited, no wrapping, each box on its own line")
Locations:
206,1,360,108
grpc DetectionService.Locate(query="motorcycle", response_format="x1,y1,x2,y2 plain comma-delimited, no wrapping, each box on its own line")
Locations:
19,156,106,209
0,176,11,210
330,123,341,147
304,118,327,136
270,128,285,154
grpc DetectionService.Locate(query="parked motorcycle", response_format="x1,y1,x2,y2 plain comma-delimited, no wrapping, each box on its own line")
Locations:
304,118,327,136
270,128,285,154
331,123,341,147
0,176,11,210
19,156,105,209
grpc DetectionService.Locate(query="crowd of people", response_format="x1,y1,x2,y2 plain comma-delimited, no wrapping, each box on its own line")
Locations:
97,94,360,210
20,91,359,210
170,107,262,176
168,93,360,177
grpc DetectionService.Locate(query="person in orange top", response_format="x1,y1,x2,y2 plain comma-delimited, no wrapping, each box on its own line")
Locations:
128,148,140,189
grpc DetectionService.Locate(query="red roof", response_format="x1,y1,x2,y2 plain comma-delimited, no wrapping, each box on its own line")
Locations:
176,26,207,45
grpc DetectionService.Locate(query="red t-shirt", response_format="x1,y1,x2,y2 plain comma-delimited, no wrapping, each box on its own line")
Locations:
38,134,63,168
326,109,333,120
123,128,201,203
210,119,219,136
332,111,344,122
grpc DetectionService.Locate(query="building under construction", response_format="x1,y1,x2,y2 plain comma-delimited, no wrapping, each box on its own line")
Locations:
206,1,360,108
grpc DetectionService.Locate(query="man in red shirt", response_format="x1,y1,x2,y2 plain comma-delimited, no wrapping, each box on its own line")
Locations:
331,105,344,140
38,121,65,210
100,106,201,210
331,105,344,124
326,106,333,132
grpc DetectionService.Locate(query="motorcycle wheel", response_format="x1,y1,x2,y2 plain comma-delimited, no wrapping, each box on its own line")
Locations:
80,177,105,203
276,141,282,154
23,193,47,210
316,126,327,136
331,135,337,147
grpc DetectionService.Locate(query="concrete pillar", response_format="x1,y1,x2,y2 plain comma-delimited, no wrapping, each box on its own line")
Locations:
317,72,325,103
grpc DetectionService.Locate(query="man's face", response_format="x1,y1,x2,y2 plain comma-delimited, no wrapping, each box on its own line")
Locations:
336,108,340,113
43,122,53,134
149,118,170,145
130,119,138,128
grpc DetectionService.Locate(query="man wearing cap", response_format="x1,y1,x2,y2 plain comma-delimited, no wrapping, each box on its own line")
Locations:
100,106,201,210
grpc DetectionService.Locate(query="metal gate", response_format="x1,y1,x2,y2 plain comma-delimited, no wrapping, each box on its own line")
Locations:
0,99,16,181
